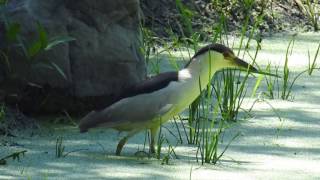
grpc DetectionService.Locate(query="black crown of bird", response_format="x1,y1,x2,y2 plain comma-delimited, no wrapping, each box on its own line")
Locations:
79,43,259,155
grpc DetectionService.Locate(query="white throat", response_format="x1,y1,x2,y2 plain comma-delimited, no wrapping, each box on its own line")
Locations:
180,51,224,90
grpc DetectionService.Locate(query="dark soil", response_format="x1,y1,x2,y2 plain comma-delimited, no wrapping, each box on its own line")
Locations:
0,106,39,138
141,0,319,38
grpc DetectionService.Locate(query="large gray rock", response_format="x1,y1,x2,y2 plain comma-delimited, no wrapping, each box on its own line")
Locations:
0,0,146,113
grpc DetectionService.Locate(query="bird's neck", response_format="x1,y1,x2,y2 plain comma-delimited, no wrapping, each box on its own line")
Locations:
181,53,221,90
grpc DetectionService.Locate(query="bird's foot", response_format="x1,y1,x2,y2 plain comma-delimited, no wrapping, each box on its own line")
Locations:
150,146,156,154
134,150,149,159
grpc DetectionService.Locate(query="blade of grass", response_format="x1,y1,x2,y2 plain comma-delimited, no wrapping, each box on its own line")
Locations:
308,43,320,75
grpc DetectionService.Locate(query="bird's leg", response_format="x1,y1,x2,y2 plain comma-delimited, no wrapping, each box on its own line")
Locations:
116,130,137,156
150,127,159,154
116,136,128,156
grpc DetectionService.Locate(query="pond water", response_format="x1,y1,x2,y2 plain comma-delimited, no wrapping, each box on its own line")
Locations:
149,32,320,73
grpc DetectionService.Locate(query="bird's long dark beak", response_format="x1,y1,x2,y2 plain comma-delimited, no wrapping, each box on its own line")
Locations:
235,57,280,77
235,57,258,73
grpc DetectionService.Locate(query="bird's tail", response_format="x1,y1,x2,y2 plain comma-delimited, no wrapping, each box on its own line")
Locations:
79,110,101,133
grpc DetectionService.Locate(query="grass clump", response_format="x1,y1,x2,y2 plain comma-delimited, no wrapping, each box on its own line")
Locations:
280,37,296,100
161,140,177,165
0,103,5,122
154,123,178,165
55,136,65,158
261,63,281,99
0,103,9,136
0,2,75,82
301,0,319,31
214,69,248,122
0,150,27,165
257,37,319,101
194,72,247,164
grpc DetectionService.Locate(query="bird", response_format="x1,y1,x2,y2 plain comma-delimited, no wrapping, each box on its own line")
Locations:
79,43,258,155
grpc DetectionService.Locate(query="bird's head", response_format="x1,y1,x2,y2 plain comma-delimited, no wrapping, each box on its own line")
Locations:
187,44,258,73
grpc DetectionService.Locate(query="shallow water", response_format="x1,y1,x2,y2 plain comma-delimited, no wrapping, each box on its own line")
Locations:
149,32,320,73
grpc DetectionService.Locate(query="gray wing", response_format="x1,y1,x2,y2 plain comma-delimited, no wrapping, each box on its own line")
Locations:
106,71,178,107
79,92,175,132
79,71,179,132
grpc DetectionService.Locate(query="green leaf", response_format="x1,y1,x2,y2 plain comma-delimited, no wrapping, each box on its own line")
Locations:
27,22,49,58
32,62,67,80
251,73,264,98
36,22,48,49
0,50,11,72
50,62,67,80
0,0,7,6
5,23,21,42
31,62,54,70
175,0,193,18
27,41,42,58
45,36,76,51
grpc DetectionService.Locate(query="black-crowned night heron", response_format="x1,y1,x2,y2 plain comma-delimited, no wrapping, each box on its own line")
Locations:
79,43,257,155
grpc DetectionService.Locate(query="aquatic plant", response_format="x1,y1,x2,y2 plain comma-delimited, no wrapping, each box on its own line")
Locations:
55,136,65,158
0,2,75,80
0,150,27,165
308,43,320,75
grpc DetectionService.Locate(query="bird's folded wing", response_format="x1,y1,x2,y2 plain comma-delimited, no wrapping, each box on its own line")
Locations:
81,95,174,129
157,103,174,118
